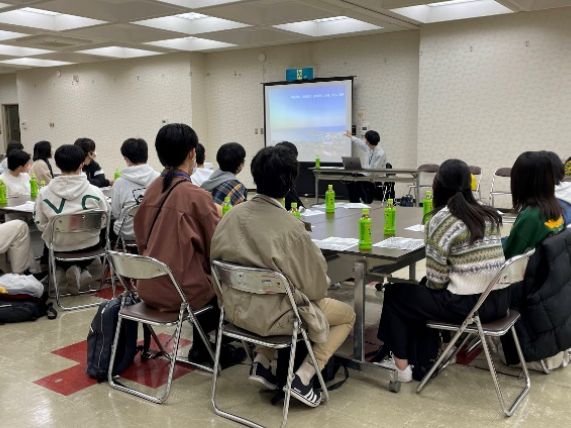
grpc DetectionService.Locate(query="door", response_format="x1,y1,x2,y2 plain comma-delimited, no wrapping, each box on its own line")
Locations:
4,104,21,146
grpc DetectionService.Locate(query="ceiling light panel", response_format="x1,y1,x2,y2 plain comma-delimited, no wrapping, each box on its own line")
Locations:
156,0,243,8
274,16,381,37
76,46,163,58
134,13,249,35
0,29,28,41
0,43,51,56
391,0,512,23
146,36,234,51
0,57,72,67
0,8,106,31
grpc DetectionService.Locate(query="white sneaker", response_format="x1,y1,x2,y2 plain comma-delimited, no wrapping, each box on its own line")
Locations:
380,356,413,383
65,265,81,296
79,269,93,292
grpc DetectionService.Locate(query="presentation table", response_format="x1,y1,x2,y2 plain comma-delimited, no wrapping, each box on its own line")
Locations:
310,166,421,206
307,204,425,390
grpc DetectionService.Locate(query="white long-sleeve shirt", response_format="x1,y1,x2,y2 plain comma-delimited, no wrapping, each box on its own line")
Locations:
351,136,387,170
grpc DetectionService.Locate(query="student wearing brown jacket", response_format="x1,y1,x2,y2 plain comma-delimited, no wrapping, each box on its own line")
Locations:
134,123,244,366
211,145,355,408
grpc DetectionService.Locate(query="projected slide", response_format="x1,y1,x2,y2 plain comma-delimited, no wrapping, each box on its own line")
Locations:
265,79,352,162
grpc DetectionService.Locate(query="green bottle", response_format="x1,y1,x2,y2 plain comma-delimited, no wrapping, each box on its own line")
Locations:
114,168,121,180
359,208,372,251
0,179,6,206
30,173,38,199
222,196,232,215
325,184,335,213
290,202,301,220
315,155,321,169
422,190,433,224
384,198,396,238
39,179,46,189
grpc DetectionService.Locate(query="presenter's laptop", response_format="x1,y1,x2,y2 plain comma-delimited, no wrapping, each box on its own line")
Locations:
342,156,362,170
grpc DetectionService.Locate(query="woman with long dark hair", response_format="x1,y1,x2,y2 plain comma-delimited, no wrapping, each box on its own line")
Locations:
503,151,564,258
373,159,508,382
134,123,244,366
30,140,53,184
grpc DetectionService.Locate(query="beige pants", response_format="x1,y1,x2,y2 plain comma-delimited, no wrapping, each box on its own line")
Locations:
0,220,35,273
257,297,356,369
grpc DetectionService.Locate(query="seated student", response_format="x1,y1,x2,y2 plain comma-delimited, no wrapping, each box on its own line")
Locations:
111,138,159,242
0,140,23,175
30,141,54,185
503,151,564,259
275,141,304,211
0,149,31,198
549,152,571,225
345,130,387,203
190,143,214,186
373,159,507,382
134,123,244,366
201,142,247,205
211,145,356,407
74,138,111,188
0,220,37,274
34,145,108,294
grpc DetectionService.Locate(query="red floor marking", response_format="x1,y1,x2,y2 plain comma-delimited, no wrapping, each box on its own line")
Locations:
94,285,124,299
34,333,195,396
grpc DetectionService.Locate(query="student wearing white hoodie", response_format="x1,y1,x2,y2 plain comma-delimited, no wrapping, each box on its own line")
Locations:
34,145,108,294
111,138,160,241
0,149,31,199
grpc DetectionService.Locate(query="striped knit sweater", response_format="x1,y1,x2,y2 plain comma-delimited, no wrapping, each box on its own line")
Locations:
425,207,506,295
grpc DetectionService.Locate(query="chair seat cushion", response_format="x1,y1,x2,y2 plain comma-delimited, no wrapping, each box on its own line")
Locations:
427,310,521,336
223,323,292,348
120,301,181,324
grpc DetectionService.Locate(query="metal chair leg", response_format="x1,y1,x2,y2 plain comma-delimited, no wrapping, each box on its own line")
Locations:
282,321,299,428
301,328,330,403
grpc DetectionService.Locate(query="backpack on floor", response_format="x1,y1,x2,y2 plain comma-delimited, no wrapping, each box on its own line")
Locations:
0,293,57,324
86,295,152,382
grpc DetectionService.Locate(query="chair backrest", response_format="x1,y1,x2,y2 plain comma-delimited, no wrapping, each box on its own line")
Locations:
107,250,188,302
418,163,439,173
495,167,512,178
468,249,535,319
52,210,107,233
489,167,512,208
469,165,482,175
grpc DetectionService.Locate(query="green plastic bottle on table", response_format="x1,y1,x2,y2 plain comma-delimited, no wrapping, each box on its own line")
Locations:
0,179,6,206
315,155,321,169
114,168,122,181
325,184,335,213
222,196,232,216
290,202,301,220
422,190,433,224
384,198,396,238
30,173,38,199
359,208,372,251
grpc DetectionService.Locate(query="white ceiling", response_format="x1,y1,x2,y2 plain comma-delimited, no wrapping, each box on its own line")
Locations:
0,0,569,73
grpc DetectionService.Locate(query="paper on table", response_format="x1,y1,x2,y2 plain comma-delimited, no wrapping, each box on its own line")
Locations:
311,203,348,209
405,224,425,232
343,203,371,209
301,209,324,217
7,201,35,212
374,237,425,251
312,237,359,251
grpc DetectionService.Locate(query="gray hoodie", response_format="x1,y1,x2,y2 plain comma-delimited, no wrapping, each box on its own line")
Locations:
111,164,160,240
200,169,238,191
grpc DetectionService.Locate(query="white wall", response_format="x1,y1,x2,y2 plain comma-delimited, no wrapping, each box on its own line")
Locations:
16,53,203,175
204,30,420,187
0,74,18,151
418,7,571,201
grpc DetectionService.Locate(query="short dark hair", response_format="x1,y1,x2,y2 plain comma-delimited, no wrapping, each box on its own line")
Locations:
55,145,85,173
511,151,562,221
365,130,380,146
544,151,565,184
195,143,206,165
33,141,52,161
6,140,23,156
275,141,298,158
217,142,246,174
120,138,148,164
7,150,31,171
251,146,298,199
155,123,198,192
74,138,96,157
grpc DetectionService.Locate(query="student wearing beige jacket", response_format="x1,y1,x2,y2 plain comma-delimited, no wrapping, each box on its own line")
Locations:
211,145,355,408
29,141,54,185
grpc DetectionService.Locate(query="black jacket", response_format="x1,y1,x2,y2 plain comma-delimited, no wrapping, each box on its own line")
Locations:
83,161,110,188
503,228,571,364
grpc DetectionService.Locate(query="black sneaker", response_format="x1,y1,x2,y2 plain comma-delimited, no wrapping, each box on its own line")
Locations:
249,361,278,390
287,374,322,408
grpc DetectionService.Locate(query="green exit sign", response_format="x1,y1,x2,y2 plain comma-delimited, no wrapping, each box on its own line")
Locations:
285,67,314,81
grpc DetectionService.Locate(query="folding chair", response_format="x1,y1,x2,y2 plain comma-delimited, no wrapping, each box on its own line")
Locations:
115,203,140,253
469,165,483,201
409,163,439,202
106,250,215,404
489,167,512,209
417,250,535,417
47,210,113,311
210,260,330,428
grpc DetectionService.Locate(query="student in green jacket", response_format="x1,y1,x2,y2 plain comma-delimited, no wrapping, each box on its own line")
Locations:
503,151,564,259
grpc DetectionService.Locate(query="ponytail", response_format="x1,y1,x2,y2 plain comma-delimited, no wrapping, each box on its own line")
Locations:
446,191,502,243
162,167,175,192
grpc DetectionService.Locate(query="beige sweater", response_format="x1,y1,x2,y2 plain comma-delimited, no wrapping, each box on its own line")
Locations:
30,160,53,185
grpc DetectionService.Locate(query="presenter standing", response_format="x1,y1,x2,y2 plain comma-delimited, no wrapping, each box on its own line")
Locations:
345,130,387,203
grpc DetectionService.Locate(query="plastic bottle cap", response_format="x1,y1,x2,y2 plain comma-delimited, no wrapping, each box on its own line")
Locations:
224,197,230,202
425,191,432,197
328,184,333,190
387,199,393,204
362,208,369,215
291,202,297,208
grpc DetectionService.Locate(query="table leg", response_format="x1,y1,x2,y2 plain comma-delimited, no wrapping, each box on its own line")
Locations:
315,175,319,205
409,262,416,281
353,258,366,361
414,175,420,207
